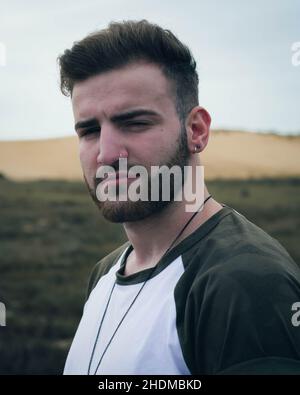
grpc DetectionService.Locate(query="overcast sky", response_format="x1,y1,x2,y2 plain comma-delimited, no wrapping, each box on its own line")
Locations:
0,0,299,140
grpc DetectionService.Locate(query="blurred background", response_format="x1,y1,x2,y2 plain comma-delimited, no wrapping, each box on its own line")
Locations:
0,0,299,374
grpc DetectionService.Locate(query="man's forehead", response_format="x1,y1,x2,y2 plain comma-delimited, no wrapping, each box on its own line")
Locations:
76,64,170,97
72,62,173,120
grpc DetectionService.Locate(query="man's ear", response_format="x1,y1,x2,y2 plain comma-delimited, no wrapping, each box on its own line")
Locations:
185,106,211,153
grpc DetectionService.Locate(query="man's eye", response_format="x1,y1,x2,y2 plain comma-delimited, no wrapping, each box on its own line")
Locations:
123,121,151,129
81,128,100,138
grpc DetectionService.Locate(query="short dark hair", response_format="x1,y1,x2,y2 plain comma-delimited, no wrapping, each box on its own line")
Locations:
57,19,199,123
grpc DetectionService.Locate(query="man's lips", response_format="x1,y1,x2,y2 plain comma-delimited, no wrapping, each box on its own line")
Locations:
101,171,139,185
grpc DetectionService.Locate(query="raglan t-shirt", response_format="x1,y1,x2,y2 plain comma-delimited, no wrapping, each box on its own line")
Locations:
63,205,300,375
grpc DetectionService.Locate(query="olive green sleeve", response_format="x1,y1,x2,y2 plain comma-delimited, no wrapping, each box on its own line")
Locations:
175,253,300,374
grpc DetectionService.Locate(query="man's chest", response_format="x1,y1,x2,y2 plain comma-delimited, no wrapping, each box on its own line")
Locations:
64,255,191,375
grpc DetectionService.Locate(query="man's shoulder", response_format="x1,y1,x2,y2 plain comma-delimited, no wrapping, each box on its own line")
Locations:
179,243,300,311
175,210,300,374
179,206,300,293
86,241,130,300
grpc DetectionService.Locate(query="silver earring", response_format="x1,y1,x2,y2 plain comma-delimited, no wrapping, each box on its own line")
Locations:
194,145,201,152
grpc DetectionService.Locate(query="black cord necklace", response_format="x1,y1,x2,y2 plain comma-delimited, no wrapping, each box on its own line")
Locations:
87,195,213,375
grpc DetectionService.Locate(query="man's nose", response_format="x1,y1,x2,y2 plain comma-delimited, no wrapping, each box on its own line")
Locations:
96,124,128,166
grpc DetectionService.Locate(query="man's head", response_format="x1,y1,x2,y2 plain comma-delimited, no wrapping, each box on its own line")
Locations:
57,20,210,222
58,20,199,124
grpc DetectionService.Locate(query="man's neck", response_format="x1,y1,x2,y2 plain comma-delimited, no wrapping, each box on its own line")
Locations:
122,189,223,276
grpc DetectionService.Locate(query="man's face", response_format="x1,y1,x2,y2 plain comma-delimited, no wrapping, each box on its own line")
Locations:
72,61,190,222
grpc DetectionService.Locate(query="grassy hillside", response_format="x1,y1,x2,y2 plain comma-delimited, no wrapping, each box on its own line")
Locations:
0,177,299,374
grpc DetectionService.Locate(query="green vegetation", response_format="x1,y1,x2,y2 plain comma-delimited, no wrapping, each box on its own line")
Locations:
0,178,299,374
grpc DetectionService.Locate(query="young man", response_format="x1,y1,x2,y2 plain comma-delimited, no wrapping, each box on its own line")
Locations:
58,20,300,375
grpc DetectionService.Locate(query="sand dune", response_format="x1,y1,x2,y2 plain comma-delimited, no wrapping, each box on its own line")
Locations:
0,130,299,180
202,130,300,179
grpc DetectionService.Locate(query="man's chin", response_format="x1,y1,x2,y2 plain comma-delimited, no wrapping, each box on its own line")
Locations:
95,199,171,223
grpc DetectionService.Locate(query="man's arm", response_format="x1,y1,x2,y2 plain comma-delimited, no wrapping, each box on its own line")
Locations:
180,254,300,374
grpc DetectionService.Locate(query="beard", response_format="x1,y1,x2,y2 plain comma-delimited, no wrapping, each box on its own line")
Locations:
83,127,190,223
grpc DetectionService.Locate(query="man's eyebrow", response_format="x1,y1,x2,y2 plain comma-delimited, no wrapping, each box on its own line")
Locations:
74,109,162,131
110,109,162,123
74,118,99,132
